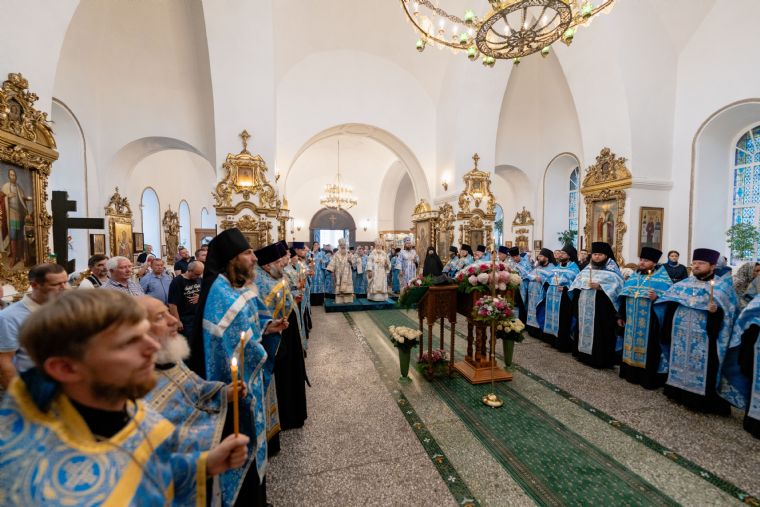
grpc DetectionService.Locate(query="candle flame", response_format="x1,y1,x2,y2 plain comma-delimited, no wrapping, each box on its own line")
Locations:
231,357,238,368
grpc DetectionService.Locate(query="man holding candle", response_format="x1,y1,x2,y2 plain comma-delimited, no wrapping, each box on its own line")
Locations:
569,242,625,368
189,228,288,506
508,246,532,324
254,241,309,431
617,247,672,389
525,248,556,339
655,248,736,414
0,290,250,506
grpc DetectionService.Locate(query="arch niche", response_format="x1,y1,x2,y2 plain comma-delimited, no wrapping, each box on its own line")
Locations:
309,208,357,247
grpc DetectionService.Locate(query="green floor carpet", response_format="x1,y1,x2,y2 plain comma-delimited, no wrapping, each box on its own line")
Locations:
323,297,398,313
365,309,679,507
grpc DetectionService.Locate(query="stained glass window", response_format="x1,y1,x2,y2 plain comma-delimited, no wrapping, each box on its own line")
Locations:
732,126,760,261
568,167,580,246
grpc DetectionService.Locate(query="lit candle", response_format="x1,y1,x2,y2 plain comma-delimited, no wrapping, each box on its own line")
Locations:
239,332,245,381
589,264,593,285
231,357,240,436
709,279,715,306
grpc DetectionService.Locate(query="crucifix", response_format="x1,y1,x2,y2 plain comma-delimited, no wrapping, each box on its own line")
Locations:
328,214,337,228
52,190,105,273
240,130,250,152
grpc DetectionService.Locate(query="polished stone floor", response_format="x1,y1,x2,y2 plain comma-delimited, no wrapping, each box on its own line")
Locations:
268,307,759,505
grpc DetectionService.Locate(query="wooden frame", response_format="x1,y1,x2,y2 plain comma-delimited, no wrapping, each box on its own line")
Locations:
133,232,144,253
638,207,664,254
533,240,543,250
104,188,134,259
581,148,631,264
90,233,106,256
0,73,59,294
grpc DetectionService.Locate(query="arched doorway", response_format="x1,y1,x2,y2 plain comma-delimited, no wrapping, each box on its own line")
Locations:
310,208,356,248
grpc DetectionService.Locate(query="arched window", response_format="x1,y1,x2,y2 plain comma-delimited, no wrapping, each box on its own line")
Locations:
179,200,191,251
731,126,760,260
494,204,504,246
568,167,580,246
141,188,161,252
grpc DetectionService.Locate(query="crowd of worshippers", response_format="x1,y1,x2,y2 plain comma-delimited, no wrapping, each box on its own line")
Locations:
442,241,758,440
0,229,314,506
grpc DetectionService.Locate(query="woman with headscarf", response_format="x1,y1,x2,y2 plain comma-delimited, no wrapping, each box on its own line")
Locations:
735,261,760,308
422,246,443,277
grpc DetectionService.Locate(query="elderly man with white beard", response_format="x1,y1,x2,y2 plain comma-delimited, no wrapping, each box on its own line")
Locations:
139,296,246,506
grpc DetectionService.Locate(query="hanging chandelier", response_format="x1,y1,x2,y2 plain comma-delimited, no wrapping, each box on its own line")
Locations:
320,140,357,211
400,0,615,66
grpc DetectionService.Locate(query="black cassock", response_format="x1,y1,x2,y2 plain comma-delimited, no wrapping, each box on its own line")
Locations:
739,324,760,437
547,287,575,353
660,303,731,415
274,310,309,430
617,297,666,390
571,288,619,368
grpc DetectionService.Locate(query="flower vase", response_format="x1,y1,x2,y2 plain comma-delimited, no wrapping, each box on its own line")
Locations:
502,339,515,368
398,347,412,383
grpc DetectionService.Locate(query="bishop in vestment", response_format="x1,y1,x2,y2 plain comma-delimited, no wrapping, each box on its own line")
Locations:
398,237,420,287
327,238,355,304
366,239,391,301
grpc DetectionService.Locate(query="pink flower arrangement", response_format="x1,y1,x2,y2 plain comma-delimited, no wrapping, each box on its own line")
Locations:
455,260,521,293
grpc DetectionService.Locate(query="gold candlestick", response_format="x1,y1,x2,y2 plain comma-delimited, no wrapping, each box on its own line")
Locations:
231,357,240,436
482,243,503,408
709,279,715,306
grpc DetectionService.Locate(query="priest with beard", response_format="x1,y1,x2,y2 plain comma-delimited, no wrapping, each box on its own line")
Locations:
140,296,244,506
525,248,556,338
188,228,288,506
655,248,736,415
544,245,580,351
254,242,309,431
508,246,532,324
616,247,672,389
569,242,624,368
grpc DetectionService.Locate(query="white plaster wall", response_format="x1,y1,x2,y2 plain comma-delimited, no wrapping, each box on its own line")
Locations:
126,150,216,253
394,174,415,231
54,0,215,178
670,0,760,260
276,50,436,202
286,134,398,243
542,155,580,249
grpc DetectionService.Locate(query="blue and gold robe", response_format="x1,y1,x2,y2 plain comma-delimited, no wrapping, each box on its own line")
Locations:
569,260,624,367
202,274,273,506
312,250,329,295
543,262,580,339
352,254,368,295
656,274,735,405
729,294,760,435
526,264,556,335
0,379,206,506
442,255,459,276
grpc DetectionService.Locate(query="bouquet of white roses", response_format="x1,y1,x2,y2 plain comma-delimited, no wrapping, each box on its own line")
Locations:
388,325,422,350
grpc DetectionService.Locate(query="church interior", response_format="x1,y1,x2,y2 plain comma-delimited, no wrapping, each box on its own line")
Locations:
2,0,760,505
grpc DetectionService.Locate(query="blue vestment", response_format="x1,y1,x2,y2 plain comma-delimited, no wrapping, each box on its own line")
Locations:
526,264,556,331
352,254,368,294
0,379,206,506
543,262,580,338
202,274,273,505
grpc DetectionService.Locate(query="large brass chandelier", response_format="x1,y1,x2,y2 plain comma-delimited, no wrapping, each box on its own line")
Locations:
400,0,615,66
320,140,357,211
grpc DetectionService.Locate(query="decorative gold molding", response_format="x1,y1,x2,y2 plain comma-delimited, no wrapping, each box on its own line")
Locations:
162,206,180,260
582,188,628,265
457,153,497,215
212,130,277,210
0,73,58,294
220,214,272,249
580,147,631,195
511,206,534,227
104,187,133,258
413,198,432,215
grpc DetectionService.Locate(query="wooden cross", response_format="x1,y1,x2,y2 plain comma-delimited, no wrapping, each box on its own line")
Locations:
328,214,337,228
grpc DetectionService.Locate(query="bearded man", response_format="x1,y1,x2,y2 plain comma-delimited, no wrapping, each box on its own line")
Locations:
327,238,355,304
525,248,556,338
656,248,735,414
140,296,243,506
189,228,288,506
254,242,308,431
544,245,580,351
366,239,391,301
617,247,672,389
0,290,248,506
508,246,532,324
569,242,624,368
397,237,419,288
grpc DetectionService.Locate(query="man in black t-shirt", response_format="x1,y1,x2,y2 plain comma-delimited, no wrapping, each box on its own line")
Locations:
173,246,191,275
168,260,203,337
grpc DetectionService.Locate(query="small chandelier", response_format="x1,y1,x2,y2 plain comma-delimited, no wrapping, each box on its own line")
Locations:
401,0,615,66
320,139,357,211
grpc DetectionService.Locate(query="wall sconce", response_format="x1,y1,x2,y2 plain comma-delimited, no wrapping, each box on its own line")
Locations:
363,219,370,232
274,169,281,182
296,220,302,232
441,176,449,191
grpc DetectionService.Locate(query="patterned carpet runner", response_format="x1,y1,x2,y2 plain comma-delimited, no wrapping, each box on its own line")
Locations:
364,309,680,507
